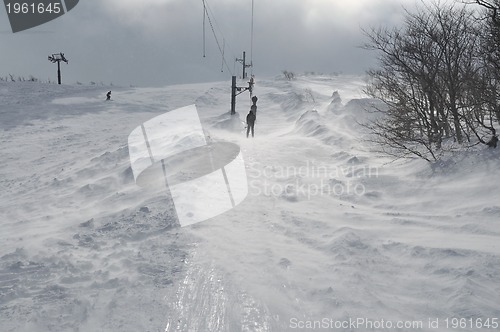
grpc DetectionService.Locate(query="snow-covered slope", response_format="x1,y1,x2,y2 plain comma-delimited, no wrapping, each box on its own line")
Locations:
1,76,499,332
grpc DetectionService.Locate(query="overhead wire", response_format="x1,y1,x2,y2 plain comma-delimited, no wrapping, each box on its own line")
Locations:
250,0,254,76
202,0,237,75
221,39,225,72
202,0,206,57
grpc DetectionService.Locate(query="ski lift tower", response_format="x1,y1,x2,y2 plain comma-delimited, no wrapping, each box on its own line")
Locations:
48,53,68,84
230,50,254,115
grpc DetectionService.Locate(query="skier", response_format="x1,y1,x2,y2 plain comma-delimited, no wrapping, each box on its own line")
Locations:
246,109,256,138
106,91,111,101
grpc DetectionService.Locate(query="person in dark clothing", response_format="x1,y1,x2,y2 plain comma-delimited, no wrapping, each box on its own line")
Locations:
250,95,258,118
106,91,111,101
250,104,257,116
246,110,256,138
251,96,258,115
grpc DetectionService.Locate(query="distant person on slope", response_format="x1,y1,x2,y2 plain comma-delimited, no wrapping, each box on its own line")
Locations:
106,91,111,101
246,110,256,138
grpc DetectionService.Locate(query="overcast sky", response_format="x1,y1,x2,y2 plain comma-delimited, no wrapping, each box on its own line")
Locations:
1,0,432,87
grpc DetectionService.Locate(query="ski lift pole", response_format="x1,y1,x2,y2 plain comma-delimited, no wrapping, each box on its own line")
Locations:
231,76,237,115
57,61,61,85
236,51,252,80
242,51,246,79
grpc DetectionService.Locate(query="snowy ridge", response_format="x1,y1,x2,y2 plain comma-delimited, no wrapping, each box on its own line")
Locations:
1,76,500,331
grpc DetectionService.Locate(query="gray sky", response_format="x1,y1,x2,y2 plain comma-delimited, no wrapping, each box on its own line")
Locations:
0,0,418,87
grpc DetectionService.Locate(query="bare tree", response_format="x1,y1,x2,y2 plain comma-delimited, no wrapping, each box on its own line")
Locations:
465,0,500,142
363,1,495,161
282,70,295,81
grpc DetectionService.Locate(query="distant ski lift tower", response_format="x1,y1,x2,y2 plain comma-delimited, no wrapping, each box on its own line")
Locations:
48,53,68,84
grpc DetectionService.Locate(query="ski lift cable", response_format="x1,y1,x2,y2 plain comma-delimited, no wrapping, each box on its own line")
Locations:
205,10,233,74
202,0,237,75
250,0,254,75
202,0,206,57
221,38,225,72
203,0,238,62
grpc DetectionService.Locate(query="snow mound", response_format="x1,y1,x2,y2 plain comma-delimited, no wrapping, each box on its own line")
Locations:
210,111,245,132
268,91,305,114
293,110,328,138
52,96,103,105
339,97,386,121
327,90,343,112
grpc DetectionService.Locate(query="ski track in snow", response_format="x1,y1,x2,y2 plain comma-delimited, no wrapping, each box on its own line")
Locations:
1,76,500,331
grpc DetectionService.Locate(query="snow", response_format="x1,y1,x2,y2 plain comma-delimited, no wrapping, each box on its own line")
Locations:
1,76,500,331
